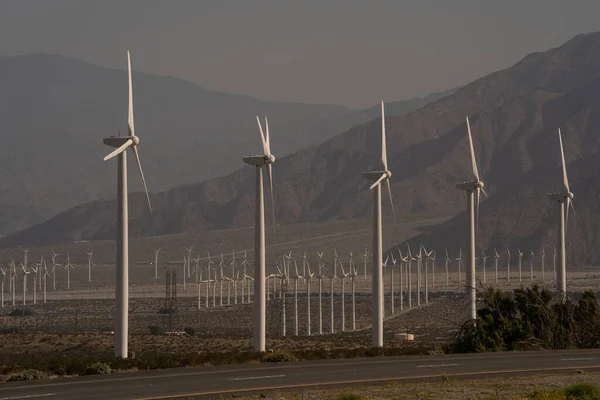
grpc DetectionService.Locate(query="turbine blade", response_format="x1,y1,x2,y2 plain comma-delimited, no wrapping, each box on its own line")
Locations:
265,116,271,158
103,139,132,161
267,163,275,229
369,173,386,190
127,51,135,137
132,145,152,212
385,179,396,224
466,116,480,182
381,101,387,171
256,116,269,156
558,128,570,193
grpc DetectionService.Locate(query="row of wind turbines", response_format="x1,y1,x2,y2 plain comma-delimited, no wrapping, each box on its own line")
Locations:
99,51,574,357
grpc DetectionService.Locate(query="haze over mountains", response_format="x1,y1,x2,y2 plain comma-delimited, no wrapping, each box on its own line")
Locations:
6,32,600,264
0,54,451,235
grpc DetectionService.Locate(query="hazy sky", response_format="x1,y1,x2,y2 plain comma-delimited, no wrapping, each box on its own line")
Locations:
1,0,600,108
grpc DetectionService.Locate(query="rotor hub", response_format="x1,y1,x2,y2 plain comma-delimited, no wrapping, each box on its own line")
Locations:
385,170,392,179
265,154,276,164
131,135,140,146
567,192,574,200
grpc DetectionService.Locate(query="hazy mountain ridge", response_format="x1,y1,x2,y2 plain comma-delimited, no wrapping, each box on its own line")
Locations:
6,32,600,259
0,53,450,235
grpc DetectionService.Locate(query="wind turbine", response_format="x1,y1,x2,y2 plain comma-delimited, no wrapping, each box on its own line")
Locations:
455,249,463,286
184,246,193,278
349,252,357,331
0,268,5,308
42,258,49,304
547,128,574,300
529,250,535,281
9,261,17,306
363,247,368,280
362,101,395,347
154,248,161,280
506,248,511,284
494,248,500,284
388,253,396,315
455,116,487,320
398,248,408,311
21,264,29,306
102,51,152,358
517,249,523,283
276,265,287,337
87,250,93,283
306,260,315,336
64,253,74,290
423,246,434,304
339,260,350,332
50,250,59,291
242,116,276,352
31,263,39,304
292,259,302,336
316,252,327,335
481,251,489,285
444,249,451,288
541,247,546,282
407,244,415,308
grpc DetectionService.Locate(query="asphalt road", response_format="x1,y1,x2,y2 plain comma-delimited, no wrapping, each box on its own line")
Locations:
2,349,600,400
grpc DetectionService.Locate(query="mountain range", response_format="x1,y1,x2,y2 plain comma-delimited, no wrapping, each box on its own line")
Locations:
5,32,600,265
0,53,452,235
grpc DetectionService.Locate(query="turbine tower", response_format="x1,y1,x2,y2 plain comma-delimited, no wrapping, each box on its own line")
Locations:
102,51,152,359
242,116,275,352
455,116,486,321
362,101,395,348
547,128,574,300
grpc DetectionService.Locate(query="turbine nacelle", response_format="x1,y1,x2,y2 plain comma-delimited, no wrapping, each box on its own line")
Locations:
547,192,574,203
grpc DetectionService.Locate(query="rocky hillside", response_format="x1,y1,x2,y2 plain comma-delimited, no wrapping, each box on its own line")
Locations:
5,32,600,265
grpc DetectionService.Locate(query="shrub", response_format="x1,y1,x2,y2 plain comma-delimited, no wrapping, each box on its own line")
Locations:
85,362,112,375
8,369,50,381
562,382,600,399
148,325,163,335
9,308,34,317
184,327,195,336
338,394,362,400
261,350,298,363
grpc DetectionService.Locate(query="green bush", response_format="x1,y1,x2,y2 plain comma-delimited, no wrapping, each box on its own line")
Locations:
8,369,50,381
563,382,600,399
85,362,112,375
454,287,600,353
261,350,298,363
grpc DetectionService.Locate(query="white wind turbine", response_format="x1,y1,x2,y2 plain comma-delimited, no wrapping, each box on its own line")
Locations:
481,250,489,285
184,246,193,278
0,267,5,308
292,259,302,336
182,255,187,291
9,261,17,306
339,259,350,332
456,116,487,320
517,249,523,282
506,248,511,284
64,253,75,290
389,253,397,315
547,128,574,300
242,116,276,352
398,248,408,311
276,264,287,337
31,263,39,304
529,250,535,281
21,264,29,306
407,244,415,308
416,247,423,306
102,51,152,359
154,248,161,280
363,247,368,280
494,248,500,284
197,270,208,310
330,264,336,334
206,251,214,308
362,101,395,347
444,248,451,288
455,249,463,286
218,252,225,306
541,247,546,282
316,252,327,335
50,250,59,291
423,246,434,304
349,252,357,331
42,258,49,304
87,250,93,283
306,260,315,336
430,250,436,289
